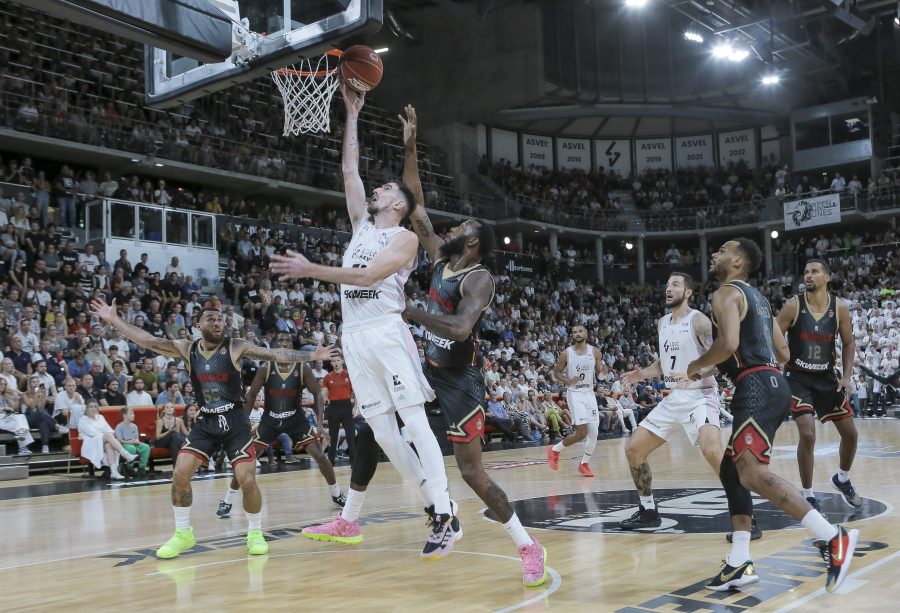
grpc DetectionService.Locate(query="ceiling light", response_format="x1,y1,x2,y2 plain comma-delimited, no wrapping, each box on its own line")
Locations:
684,30,704,43
727,47,750,62
374,47,388,54
625,242,634,250
761,74,781,85
503,236,511,245
625,0,648,7
712,41,733,59
771,230,779,239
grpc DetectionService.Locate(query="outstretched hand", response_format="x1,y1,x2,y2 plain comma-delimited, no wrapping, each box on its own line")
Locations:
620,368,643,388
89,298,119,324
340,82,366,116
270,250,312,281
398,104,417,147
312,342,341,363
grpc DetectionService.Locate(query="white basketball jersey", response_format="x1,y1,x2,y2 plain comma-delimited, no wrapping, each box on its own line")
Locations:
658,310,715,389
341,222,413,325
565,345,596,393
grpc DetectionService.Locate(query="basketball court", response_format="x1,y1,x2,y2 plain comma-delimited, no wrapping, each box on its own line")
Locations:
3,421,898,612
2,1,898,611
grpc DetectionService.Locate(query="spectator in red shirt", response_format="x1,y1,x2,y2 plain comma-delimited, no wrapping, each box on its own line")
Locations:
321,354,355,465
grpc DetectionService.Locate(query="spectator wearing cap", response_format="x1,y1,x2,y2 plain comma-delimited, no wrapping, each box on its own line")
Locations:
100,378,127,407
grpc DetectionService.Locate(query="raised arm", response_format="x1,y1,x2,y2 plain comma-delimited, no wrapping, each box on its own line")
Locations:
244,363,268,413
687,286,743,379
402,270,493,341
399,105,443,260
235,339,339,364
340,83,368,231
89,298,187,359
270,231,419,287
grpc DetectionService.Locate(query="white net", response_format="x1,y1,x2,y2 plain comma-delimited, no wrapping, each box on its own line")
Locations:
271,53,341,135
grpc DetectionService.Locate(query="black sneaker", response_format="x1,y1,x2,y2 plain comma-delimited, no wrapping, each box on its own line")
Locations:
137,467,146,479
726,516,762,542
705,560,760,591
806,496,822,512
332,491,347,508
619,505,662,530
819,525,859,593
831,474,863,509
420,512,462,560
216,500,232,519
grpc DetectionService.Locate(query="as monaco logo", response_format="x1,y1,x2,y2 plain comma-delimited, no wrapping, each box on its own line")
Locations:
485,489,887,534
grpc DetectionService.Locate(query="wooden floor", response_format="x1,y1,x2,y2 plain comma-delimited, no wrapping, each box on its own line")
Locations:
3,419,899,612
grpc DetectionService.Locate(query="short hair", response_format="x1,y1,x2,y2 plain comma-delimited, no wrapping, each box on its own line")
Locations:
733,237,762,274
393,182,416,222
120,407,131,416
167,380,179,390
474,222,496,260
669,272,696,294
805,258,831,275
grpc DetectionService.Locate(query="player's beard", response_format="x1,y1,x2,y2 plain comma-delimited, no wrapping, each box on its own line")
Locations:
201,327,224,345
438,234,468,258
666,293,685,309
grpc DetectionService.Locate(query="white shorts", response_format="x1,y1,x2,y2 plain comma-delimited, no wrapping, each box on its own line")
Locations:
342,316,435,419
639,388,720,447
566,390,599,426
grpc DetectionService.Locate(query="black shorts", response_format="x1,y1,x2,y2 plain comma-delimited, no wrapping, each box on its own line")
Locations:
180,410,256,466
785,368,852,423
255,413,317,452
424,363,486,444
725,367,791,465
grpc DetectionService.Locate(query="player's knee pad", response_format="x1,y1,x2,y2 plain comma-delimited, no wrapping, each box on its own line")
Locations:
350,422,380,486
719,456,753,517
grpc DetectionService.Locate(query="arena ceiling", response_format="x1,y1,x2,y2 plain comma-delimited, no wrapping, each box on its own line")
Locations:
388,0,899,136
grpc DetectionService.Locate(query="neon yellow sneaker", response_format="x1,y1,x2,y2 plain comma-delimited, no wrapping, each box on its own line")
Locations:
247,529,269,555
156,527,195,559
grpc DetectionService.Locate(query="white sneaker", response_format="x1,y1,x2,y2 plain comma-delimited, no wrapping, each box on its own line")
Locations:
110,467,125,480
41,445,49,454
56,424,68,434
209,461,217,472
122,451,138,462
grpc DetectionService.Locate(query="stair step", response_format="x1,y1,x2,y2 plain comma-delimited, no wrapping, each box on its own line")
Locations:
0,464,28,481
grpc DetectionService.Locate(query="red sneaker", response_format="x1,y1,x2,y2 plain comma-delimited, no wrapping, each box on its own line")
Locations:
546,445,560,471
578,463,594,478
820,525,859,593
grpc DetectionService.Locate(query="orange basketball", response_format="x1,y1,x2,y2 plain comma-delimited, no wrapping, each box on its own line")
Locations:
339,45,383,93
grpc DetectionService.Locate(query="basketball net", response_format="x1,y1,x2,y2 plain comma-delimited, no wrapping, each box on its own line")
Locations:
272,50,342,135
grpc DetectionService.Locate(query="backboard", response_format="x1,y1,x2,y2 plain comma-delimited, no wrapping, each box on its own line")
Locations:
145,0,383,108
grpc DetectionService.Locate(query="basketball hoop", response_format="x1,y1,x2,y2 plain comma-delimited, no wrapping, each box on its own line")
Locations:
272,49,343,135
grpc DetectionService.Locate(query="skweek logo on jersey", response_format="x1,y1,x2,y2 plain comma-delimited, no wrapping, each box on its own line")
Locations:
343,289,382,300
424,329,454,349
485,488,887,534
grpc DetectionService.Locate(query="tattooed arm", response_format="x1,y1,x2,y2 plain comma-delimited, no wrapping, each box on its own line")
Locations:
89,298,188,359
236,339,340,364
691,312,719,378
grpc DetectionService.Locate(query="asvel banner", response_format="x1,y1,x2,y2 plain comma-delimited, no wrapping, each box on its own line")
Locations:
556,137,591,171
783,193,841,231
490,128,518,164
594,139,632,177
522,133,553,169
718,128,757,169
635,138,673,173
674,134,713,168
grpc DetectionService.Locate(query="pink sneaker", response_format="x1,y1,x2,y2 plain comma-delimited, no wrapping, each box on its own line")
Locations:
301,515,363,545
519,538,549,587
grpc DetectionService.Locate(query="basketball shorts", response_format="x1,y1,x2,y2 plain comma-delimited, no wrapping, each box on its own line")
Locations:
341,316,435,419
725,367,791,465
425,363,486,444
256,413,317,452
785,368,852,423
181,410,256,465
565,390,600,426
639,388,720,447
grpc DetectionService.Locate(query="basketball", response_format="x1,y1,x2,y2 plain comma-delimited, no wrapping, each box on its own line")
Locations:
339,45,383,92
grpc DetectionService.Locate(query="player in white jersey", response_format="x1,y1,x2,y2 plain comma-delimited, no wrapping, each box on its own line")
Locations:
547,324,603,477
617,272,725,530
271,84,459,560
